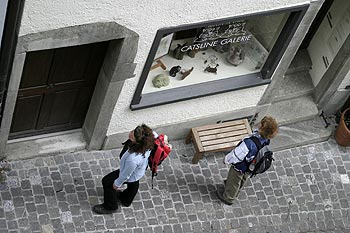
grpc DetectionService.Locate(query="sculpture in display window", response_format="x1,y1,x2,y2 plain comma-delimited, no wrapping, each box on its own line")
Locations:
169,65,182,77
204,55,220,74
152,74,170,88
227,44,245,66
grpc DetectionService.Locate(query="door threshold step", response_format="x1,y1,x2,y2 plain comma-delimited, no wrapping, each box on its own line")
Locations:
269,116,333,152
265,95,319,126
5,131,87,161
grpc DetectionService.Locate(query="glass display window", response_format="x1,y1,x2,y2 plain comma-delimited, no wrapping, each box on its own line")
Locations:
131,5,309,110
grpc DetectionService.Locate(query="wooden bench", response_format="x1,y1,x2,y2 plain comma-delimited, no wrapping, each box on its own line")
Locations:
185,119,252,164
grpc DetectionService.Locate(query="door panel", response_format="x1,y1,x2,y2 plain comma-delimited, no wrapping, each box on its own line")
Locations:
10,41,109,139
10,95,43,133
49,44,92,84
70,87,95,124
20,50,53,88
47,89,79,126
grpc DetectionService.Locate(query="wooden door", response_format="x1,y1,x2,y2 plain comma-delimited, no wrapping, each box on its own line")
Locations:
9,41,109,139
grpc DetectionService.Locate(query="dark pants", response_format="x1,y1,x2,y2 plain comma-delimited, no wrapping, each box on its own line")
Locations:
101,169,139,210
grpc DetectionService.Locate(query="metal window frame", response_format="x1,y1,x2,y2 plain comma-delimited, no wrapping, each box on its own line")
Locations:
131,4,309,110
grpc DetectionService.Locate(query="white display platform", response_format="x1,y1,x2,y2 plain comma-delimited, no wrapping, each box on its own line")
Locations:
142,45,260,94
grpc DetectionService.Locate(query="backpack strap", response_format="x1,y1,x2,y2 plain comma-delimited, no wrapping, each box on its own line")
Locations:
250,136,263,152
150,138,163,189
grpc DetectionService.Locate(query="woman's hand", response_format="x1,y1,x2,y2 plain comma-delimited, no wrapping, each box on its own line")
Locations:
113,184,122,192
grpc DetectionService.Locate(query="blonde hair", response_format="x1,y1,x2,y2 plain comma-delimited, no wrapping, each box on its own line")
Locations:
259,116,278,139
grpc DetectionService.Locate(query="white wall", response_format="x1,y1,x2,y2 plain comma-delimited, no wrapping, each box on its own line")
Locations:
0,0,8,47
20,0,310,135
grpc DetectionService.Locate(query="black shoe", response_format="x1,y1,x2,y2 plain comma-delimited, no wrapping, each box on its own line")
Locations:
120,200,131,207
215,190,233,206
92,204,117,214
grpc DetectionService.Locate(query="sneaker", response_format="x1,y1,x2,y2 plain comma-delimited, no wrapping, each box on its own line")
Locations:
92,204,117,214
215,190,233,206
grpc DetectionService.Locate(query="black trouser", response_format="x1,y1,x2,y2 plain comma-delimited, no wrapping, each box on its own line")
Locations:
101,169,139,210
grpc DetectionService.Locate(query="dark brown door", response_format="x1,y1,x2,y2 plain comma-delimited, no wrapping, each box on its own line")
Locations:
9,41,109,139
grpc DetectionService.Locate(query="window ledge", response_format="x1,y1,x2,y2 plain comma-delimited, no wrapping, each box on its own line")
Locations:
130,73,270,110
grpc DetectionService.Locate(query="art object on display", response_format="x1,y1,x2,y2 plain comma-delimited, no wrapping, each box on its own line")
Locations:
154,33,174,60
187,48,199,58
204,55,219,74
227,44,245,66
169,65,182,77
173,43,186,60
152,74,170,88
180,67,194,80
213,43,230,53
150,59,167,71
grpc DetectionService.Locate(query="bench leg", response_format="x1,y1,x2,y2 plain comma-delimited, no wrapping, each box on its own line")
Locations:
192,152,203,164
185,130,192,144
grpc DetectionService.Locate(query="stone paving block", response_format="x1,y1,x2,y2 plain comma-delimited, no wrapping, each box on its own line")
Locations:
125,218,136,228
17,217,29,228
38,213,50,225
43,187,55,196
12,196,24,208
85,220,97,231
25,202,35,213
36,204,48,214
26,212,37,222
29,221,41,232
34,195,45,204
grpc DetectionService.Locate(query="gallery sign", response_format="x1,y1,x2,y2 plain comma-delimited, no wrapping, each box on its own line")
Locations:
180,20,252,52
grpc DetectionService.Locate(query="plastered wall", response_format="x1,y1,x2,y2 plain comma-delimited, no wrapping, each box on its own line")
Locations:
19,0,310,137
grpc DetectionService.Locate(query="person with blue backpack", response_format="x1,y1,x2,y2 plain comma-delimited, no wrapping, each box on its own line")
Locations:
93,124,155,214
216,116,278,205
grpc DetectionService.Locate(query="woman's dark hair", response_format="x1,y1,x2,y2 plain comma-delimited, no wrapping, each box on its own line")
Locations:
129,124,154,154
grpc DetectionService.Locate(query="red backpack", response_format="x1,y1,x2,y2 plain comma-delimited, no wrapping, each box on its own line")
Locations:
148,134,171,188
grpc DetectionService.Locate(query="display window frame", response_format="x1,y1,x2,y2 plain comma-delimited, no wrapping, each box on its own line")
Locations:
130,4,309,110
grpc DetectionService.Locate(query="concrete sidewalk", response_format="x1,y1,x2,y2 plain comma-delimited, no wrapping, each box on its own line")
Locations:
0,138,349,233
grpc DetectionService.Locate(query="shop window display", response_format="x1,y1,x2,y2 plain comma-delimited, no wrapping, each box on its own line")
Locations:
131,5,308,109
142,13,287,94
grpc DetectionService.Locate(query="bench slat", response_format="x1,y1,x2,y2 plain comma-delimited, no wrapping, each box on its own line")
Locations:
199,129,248,141
203,141,240,152
198,124,247,136
244,119,253,134
196,119,246,131
201,133,250,147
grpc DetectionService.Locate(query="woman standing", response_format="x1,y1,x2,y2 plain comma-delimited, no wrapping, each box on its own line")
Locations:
93,124,154,214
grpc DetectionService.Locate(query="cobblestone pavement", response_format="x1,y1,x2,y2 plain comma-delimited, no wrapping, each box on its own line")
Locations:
0,138,350,233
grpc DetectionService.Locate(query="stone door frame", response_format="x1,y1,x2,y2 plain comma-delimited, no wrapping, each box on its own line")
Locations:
0,22,139,156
